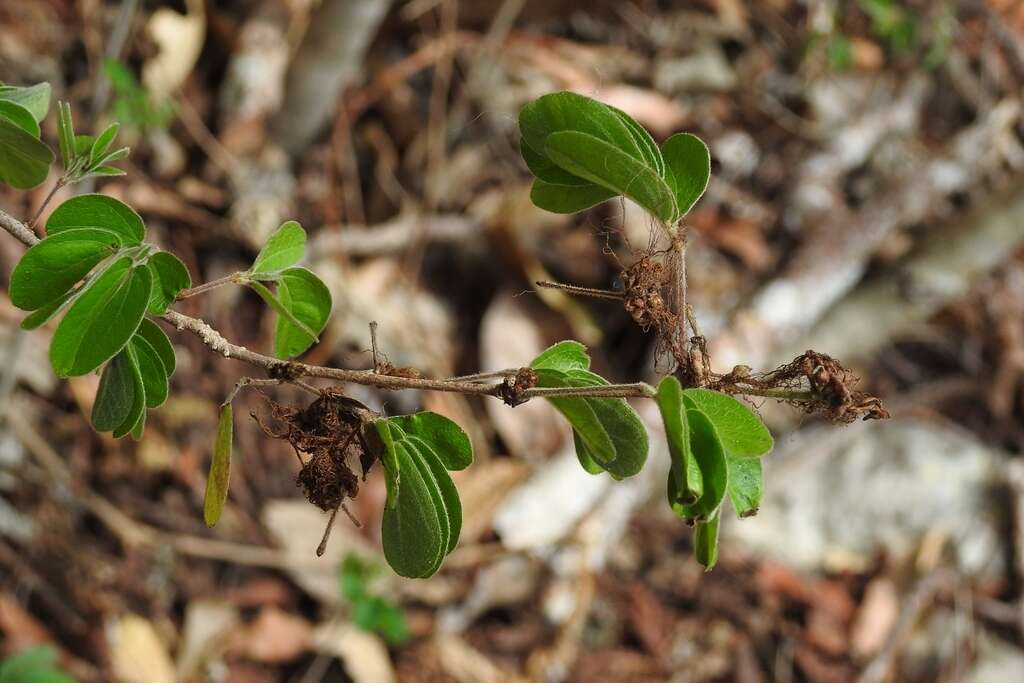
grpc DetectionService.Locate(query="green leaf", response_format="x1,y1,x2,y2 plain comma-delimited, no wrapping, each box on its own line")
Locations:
130,408,146,441
0,645,75,683
694,510,720,571
73,134,94,157
57,101,75,168
204,403,233,527
246,278,321,352
384,412,473,470
611,107,665,178
726,456,763,518
655,376,702,505
529,340,591,372
409,440,461,554
518,91,649,170
86,165,127,177
673,409,728,521
112,343,146,439
50,259,152,377
661,133,710,218
520,136,593,186
681,388,773,458
529,178,618,215
0,115,53,189
90,122,119,165
91,351,137,431
20,288,78,330
146,251,191,314
381,441,447,578
9,228,121,310
533,366,649,478
250,220,306,274
544,130,678,222
272,267,332,359
136,318,176,376
47,194,145,245
0,100,40,137
131,334,169,408
535,368,616,464
0,83,50,122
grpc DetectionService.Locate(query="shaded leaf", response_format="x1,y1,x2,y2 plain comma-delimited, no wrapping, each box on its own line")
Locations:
204,403,233,527
529,178,618,215
91,351,137,431
112,343,146,439
47,194,145,245
57,101,75,167
131,334,169,408
136,318,176,376
250,220,306,274
90,122,119,165
9,228,120,310
0,115,53,189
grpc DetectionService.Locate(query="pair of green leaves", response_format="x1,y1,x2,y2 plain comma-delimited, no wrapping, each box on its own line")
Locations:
242,221,332,359
518,91,710,224
374,412,473,578
655,378,772,569
90,319,177,440
0,82,54,189
339,554,409,644
57,100,130,182
530,341,648,479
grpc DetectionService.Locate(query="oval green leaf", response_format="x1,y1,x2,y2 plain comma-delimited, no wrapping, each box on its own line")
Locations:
46,194,145,245
50,259,152,377
661,133,710,218
9,228,120,310
530,340,591,372
726,456,763,518
250,220,306,274
681,388,773,458
204,403,233,527
91,350,137,432
529,179,618,215
381,441,447,578
273,267,332,359
410,441,462,554
147,251,191,314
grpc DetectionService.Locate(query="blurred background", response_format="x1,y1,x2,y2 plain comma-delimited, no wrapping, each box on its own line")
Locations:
1,0,1024,681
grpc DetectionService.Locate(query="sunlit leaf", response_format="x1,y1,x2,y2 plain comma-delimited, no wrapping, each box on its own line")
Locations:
681,388,773,458
9,228,120,310
250,220,306,274
47,194,145,246
146,251,191,314
661,133,710,218
272,267,332,359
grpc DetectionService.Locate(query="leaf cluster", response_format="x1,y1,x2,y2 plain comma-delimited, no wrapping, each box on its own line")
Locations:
338,553,409,644
519,91,710,225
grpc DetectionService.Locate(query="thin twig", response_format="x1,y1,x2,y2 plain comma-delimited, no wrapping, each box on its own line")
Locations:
27,178,66,229
177,272,243,300
536,281,625,301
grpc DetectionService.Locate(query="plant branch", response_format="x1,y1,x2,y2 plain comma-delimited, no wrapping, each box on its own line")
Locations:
0,205,810,406
27,178,66,229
